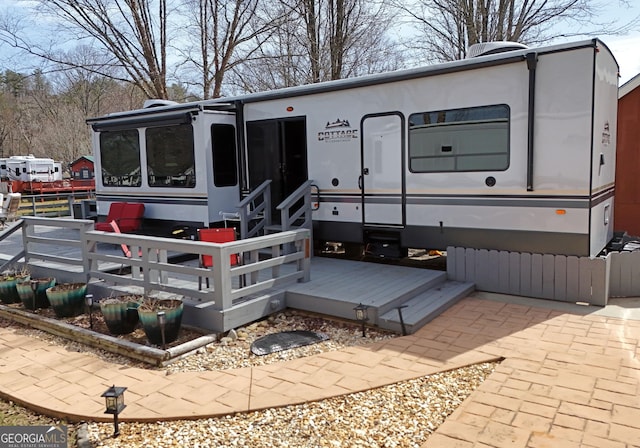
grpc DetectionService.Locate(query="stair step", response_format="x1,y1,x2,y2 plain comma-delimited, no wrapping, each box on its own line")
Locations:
378,280,475,334
264,225,282,234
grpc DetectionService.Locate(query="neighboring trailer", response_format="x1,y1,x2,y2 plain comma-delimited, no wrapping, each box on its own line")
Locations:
87,38,618,257
3,155,62,182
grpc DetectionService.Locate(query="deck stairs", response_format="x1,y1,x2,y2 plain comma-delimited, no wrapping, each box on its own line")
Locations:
283,257,474,334
376,279,475,334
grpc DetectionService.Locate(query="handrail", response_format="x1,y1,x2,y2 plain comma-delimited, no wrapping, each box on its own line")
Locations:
236,179,272,239
19,191,95,218
0,220,25,272
277,179,314,232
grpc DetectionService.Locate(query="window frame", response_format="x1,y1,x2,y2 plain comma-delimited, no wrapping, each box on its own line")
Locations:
408,104,510,174
99,129,142,187
211,123,238,187
145,122,196,189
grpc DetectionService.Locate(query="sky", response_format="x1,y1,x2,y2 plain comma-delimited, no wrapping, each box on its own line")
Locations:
603,34,640,85
1,1,640,85
562,1,640,85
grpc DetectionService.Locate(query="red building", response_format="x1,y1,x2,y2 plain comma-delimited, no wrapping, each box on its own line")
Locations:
70,155,95,180
615,75,640,236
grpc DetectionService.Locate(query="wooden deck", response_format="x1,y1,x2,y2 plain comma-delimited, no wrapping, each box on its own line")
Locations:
1,220,473,334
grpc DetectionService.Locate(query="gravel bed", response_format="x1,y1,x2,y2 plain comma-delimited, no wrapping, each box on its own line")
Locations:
1,308,498,447
88,362,497,448
164,309,397,373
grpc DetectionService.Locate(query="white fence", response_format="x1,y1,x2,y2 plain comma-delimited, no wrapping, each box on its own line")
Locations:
447,246,640,306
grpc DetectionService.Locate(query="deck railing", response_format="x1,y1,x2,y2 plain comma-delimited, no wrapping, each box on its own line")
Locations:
17,217,311,312
276,179,314,233
19,191,95,218
236,179,272,239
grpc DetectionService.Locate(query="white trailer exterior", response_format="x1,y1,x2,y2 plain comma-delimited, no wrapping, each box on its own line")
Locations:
88,38,618,257
4,155,62,182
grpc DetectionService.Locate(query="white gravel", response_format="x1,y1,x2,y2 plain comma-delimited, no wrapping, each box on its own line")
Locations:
87,362,497,448
2,308,498,447
86,310,498,447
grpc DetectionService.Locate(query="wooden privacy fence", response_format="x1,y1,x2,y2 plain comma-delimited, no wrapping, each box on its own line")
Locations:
447,246,640,306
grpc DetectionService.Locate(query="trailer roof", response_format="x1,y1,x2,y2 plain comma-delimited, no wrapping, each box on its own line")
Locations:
87,38,616,123
203,38,614,106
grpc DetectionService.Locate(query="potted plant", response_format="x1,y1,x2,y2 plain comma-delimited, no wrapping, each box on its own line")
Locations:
16,277,56,311
46,283,88,318
137,297,183,346
0,268,30,304
100,295,142,335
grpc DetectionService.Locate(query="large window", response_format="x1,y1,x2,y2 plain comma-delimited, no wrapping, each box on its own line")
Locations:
146,123,195,188
100,130,142,186
211,124,237,187
409,104,510,173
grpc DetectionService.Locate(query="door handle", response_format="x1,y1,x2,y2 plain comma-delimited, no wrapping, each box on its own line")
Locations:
358,175,363,190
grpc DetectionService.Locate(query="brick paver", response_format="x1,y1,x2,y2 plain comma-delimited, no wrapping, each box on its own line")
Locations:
1,294,640,446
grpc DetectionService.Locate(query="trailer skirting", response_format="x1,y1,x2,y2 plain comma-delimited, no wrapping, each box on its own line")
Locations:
446,246,640,306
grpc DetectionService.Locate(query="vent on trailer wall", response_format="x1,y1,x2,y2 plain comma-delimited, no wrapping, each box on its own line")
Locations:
467,42,529,58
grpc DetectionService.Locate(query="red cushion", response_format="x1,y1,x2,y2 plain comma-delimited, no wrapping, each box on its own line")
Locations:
105,202,126,222
198,228,239,267
95,202,144,233
119,203,145,232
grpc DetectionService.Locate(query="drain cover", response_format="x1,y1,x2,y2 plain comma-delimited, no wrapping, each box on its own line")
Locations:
250,330,329,356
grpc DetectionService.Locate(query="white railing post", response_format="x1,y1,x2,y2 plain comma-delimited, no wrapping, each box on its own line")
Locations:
212,244,232,309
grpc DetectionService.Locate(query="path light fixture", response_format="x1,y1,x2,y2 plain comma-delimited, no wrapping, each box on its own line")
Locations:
102,385,127,437
157,311,167,350
353,303,369,338
85,294,94,330
396,305,408,336
29,280,38,311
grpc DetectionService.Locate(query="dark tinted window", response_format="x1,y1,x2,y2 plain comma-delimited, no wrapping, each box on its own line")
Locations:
99,130,141,186
146,123,195,188
211,124,237,187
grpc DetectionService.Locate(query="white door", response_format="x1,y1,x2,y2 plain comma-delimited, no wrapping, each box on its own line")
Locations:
361,113,404,226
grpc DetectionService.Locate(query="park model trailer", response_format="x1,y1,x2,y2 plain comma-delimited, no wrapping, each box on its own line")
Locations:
1,155,62,183
87,38,618,257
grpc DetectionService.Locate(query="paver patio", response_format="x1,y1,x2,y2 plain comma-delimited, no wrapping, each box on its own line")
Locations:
1,292,639,447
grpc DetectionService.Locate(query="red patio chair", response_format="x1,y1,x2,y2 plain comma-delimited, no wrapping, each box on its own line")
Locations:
95,202,144,233
198,228,242,290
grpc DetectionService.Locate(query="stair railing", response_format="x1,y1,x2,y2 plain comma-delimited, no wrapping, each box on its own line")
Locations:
236,179,272,240
277,179,314,233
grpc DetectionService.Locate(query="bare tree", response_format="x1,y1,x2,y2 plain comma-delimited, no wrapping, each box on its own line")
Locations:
298,0,400,81
397,0,640,62
230,0,403,92
176,0,283,99
1,0,171,99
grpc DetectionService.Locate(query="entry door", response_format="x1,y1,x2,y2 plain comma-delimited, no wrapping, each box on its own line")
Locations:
361,113,404,226
246,118,308,220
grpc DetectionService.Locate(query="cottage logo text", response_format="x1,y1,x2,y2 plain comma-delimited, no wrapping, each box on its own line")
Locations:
318,119,358,143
